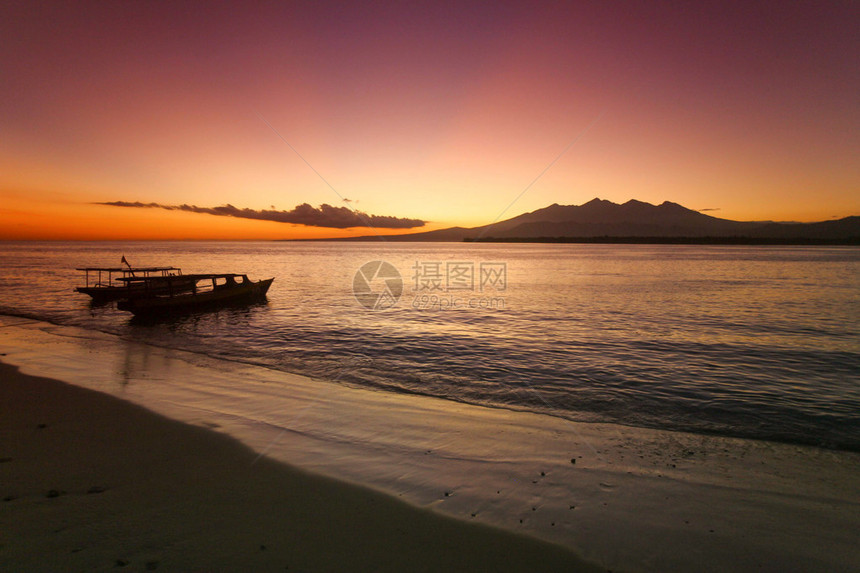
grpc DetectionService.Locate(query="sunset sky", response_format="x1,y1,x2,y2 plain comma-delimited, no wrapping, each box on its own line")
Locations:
2,1,857,240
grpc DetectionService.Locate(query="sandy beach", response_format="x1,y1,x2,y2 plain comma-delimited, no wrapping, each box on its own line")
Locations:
0,361,599,572
1,316,859,572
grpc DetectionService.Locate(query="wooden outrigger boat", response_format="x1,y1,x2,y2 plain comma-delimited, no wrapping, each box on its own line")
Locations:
116,273,274,316
75,266,193,302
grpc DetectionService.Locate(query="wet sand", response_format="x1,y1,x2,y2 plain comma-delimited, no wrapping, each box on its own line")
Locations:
0,361,600,571
1,316,859,572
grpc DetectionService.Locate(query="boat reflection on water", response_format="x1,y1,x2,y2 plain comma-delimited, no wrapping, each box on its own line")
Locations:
126,298,271,327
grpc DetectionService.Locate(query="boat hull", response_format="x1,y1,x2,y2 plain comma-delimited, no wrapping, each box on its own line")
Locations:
76,278,196,302
117,278,273,315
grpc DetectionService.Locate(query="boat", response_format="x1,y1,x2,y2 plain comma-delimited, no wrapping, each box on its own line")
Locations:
116,273,274,315
75,266,193,302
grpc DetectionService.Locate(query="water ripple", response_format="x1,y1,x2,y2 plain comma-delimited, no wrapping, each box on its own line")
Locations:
1,241,858,451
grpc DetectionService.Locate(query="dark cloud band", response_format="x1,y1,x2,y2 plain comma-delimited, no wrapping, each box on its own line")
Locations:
96,201,425,229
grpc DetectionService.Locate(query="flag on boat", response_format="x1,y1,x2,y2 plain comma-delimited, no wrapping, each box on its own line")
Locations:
121,255,130,268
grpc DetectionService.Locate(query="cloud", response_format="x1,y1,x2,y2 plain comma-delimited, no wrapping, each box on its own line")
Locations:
698,207,721,212
96,201,425,229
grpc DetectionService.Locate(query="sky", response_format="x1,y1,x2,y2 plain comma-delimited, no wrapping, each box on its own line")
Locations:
1,1,857,240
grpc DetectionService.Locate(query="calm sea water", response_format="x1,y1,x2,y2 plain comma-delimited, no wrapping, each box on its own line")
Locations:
1,241,858,451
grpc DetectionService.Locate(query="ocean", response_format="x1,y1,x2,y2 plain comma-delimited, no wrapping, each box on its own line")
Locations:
1,240,858,451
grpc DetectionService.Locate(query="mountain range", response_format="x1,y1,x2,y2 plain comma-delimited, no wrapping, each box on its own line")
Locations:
332,199,860,243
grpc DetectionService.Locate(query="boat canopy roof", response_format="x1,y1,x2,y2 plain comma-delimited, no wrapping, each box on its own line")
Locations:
76,266,181,272
117,273,247,283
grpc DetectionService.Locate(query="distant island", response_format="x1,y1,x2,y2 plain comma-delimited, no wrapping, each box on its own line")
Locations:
464,236,859,245
299,198,860,244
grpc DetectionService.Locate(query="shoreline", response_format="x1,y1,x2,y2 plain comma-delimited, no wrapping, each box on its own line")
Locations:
0,361,596,571
1,315,859,571
1,310,854,455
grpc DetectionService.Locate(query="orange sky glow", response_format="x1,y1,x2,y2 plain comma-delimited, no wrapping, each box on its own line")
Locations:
1,2,858,240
